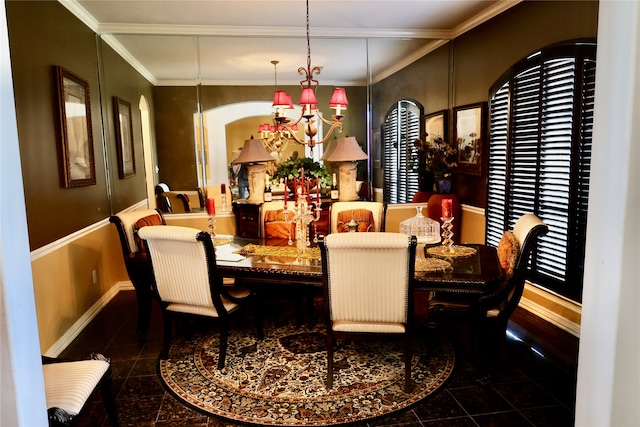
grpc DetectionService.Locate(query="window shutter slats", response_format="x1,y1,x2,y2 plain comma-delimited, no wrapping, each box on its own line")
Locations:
382,100,422,203
486,42,595,302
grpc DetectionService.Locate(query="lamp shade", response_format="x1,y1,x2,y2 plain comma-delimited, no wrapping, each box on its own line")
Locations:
234,138,274,164
320,137,339,161
329,88,348,109
272,90,291,109
326,136,368,162
299,87,318,106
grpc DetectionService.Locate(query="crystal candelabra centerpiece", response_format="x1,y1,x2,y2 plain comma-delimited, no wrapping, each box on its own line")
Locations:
282,174,322,253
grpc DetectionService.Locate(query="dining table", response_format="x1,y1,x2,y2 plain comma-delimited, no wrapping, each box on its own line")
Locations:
212,235,503,296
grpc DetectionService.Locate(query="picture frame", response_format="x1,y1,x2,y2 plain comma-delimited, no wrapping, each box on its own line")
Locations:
113,96,136,179
453,102,486,176
423,109,448,144
54,66,96,188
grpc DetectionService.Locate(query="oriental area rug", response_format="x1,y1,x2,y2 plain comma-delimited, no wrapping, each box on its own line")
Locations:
157,321,455,426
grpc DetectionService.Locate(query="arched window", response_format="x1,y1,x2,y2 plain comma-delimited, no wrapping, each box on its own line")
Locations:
486,40,596,302
382,99,423,203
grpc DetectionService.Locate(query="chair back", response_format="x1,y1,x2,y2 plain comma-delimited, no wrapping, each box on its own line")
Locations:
110,209,165,258
482,214,548,318
260,200,296,239
330,201,385,233
137,225,223,311
320,232,417,329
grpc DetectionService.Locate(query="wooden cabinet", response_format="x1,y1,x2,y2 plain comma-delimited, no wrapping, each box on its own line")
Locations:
232,202,261,238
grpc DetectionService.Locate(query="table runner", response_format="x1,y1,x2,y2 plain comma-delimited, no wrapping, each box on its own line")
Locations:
234,243,453,272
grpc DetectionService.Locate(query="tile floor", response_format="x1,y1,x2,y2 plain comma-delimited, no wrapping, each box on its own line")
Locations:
60,291,576,426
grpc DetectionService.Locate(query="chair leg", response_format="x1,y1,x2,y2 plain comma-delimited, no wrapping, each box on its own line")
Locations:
131,280,153,343
404,334,412,393
160,310,173,359
326,333,334,389
99,368,120,426
218,319,230,370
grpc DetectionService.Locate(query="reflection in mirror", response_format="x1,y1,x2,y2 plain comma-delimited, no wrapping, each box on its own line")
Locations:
201,101,330,190
106,32,439,208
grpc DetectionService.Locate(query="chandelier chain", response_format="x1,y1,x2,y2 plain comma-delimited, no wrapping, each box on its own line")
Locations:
306,0,311,71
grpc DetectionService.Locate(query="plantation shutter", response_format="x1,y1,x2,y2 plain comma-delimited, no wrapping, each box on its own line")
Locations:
486,42,595,302
382,100,421,203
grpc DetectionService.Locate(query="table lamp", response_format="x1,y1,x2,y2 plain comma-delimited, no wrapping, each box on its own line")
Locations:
234,137,274,204
326,136,368,201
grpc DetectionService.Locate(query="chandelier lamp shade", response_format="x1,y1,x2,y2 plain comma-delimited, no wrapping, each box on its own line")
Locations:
234,137,274,204
259,0,348,153
326,136,368,201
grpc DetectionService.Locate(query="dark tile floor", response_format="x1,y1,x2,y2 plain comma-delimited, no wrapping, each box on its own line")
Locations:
60,291,576,426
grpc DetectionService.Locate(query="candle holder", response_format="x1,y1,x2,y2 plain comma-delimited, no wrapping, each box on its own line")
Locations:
221,193,227,211
441,216,454,253
283,199,322,253
208,213,216,237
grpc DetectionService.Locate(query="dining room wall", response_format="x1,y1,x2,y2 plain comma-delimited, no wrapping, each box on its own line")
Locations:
6,1,155,353
371,0,599,208
6,1,154,250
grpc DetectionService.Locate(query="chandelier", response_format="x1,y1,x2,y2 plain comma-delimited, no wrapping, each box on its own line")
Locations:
261,0,348,153
257,61,300,157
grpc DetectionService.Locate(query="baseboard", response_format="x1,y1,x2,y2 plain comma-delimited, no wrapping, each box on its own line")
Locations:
43,281,133,357
519,282,581,338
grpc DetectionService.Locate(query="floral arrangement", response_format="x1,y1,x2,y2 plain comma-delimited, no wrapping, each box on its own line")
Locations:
271,155,331,188
414,134,458,179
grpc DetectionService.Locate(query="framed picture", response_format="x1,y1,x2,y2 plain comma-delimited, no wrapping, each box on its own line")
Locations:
54,66,96,188
113,96,136,179
423,109,448,144
453,102,486,175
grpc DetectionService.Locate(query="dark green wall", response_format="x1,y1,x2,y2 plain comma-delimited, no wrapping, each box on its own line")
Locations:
99,39,155,214
372,0,599,207
6,1,153,249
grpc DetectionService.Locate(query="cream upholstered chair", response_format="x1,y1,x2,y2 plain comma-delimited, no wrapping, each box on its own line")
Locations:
42,353,118,426
428,214,548,381
137,225,263,369
319,232,417,392
110,209,165,342
330,201,385,233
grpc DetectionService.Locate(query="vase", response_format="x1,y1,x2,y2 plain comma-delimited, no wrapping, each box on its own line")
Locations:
436,177,452,194
418,171,435,192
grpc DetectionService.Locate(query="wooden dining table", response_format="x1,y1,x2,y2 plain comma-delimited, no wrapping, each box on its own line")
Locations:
213,235,503,296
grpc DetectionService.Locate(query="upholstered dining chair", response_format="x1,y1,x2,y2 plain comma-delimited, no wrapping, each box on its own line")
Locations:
428,213,549,380
110,209,166,342
329,201,385,233
319,232,417,392
42,353,119,426
137,225,264,369
259,200,296,240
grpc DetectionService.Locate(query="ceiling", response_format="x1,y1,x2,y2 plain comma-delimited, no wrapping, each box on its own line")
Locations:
62,0,520,86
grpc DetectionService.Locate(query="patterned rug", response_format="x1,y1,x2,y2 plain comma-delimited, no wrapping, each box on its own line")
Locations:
157,321,455,426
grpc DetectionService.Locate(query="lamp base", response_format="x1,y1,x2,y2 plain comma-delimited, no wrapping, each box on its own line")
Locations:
338,162,359,201
246,163,267,204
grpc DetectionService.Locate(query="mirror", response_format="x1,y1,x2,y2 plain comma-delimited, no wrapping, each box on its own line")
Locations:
101,33,438,208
